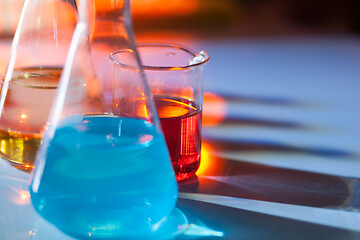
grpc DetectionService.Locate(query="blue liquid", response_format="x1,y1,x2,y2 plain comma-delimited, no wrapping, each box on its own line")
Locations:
30,115,178,239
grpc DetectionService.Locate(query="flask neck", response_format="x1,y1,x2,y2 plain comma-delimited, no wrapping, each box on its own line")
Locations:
89,0,133,45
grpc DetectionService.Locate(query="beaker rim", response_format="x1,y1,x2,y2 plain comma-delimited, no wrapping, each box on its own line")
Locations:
109,43,210,71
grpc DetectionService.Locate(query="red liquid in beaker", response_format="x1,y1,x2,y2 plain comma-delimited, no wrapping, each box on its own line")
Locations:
155,96,202,181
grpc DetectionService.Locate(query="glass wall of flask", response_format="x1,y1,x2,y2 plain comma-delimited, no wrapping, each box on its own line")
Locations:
0,0,78,172
29,0,179,238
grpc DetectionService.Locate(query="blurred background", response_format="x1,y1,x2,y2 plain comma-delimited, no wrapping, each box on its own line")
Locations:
0,0,359,39
1,0,358,70
132,0,360,38
1,0,359,73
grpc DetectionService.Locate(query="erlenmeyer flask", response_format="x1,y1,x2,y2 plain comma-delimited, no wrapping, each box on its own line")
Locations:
30,0,178,238
0,0,77,172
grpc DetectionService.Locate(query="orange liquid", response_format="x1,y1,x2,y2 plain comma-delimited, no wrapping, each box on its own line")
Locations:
0,67,61,171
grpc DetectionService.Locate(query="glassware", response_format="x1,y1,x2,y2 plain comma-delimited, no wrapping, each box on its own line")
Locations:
0,0,25,36
110,43,209,181
0,0,77,172
30,0,178,238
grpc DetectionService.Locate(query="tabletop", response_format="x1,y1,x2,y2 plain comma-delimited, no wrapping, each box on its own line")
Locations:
1,35,360,239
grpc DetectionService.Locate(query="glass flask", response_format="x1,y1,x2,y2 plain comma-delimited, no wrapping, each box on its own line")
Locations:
0,0,78,172
30,0,178,238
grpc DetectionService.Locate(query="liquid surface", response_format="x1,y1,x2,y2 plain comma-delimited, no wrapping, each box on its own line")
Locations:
0,67,61,171
155,96,202,181
30,115,178,238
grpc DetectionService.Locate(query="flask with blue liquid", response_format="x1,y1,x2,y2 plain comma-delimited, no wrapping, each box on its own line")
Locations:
30,0,178,238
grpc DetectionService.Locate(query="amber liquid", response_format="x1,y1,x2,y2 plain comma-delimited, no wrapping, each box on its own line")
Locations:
0,67,61,172
155,96,202,181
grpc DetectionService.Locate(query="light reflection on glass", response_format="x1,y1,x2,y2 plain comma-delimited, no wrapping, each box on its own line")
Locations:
184,223,224,238
1,139,6,152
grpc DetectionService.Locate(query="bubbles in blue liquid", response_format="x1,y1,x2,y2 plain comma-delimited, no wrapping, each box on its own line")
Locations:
30,115,178,239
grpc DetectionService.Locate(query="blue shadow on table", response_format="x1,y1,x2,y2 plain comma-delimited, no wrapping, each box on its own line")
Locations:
203,91,323,130
204,138,358,158
214,91,314,107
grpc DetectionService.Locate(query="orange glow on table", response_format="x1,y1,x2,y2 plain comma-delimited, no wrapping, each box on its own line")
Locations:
203,92,227,127
197,142,226,177
196,142,213,176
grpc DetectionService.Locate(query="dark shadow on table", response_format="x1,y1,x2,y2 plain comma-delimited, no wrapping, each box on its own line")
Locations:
179,153,357,209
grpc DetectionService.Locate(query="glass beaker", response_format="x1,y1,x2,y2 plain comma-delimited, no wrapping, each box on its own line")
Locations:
0,0,77,172
110,43,209,181
30,0,178,238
